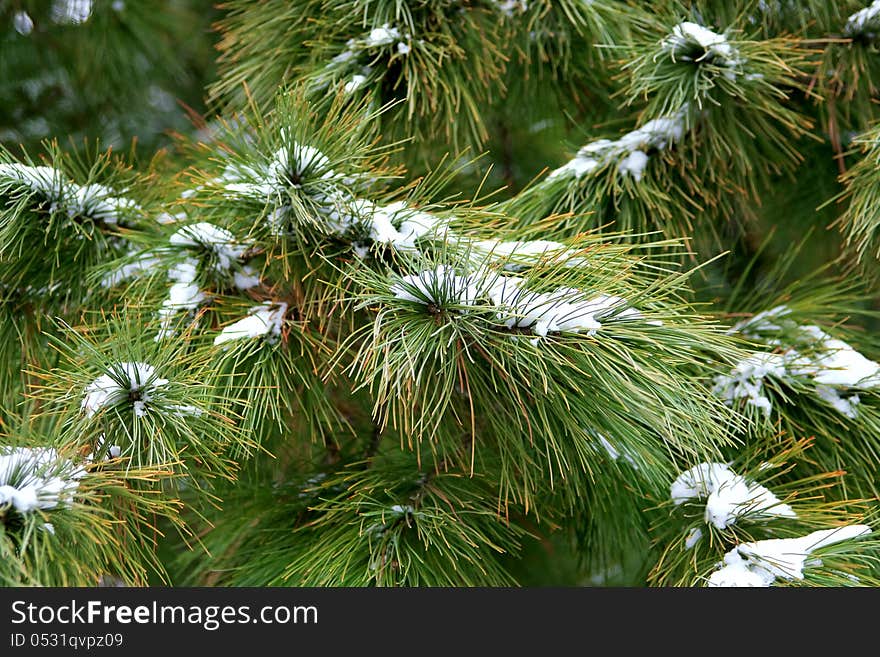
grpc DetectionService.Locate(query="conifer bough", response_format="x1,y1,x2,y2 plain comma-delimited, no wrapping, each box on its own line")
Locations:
2,0,880,588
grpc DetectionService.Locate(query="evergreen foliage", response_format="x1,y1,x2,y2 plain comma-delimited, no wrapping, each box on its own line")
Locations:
3,0,880,587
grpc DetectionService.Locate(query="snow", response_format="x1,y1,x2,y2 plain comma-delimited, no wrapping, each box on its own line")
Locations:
704,475,795,529
82,362,169,418
487,277,651,338
0,163,139,225
213,302,288,346
711,352,788,416
0,447,85,514
548,109,687,181
792,326,880,387
617,150,649,182
170,222,245,271
233,266,261,290
100,252,160,288
671,462,794,529
345,199,447,250
269,142,334,188
222,138,335,200
472,239,566,267
815,384,860,419
488,279,601,337
665,22,743,75
671,462,736,505
70,182,140,225
344,74,368,93
729,304,792,337
495,0,528,16
725,311,880,418
366,24,402,47
845,1,880,36
93,434,121,461
156,258,207,340
707,525,872,587
156,211,184,225
13,11,34,36
52,0,93,24
685,527,703,550
391,265,484,309
0,163,66,198
162,259,206,312
597,433,638,468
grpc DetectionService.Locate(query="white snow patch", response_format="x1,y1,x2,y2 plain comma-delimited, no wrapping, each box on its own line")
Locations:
52,0,92,24
13,11,34,35
0,447,85,514
101,251,160,288
671,462,795,529
488,277,651,339
725,311,880,419
548,109,686,181
617,150,649,181
170,223,245,272
664,22,745,77
845,1,880,36
707,525,872,587
392,265,484,309
82,362,168,418
711,352,788,416
685,527,703,550
213,302,288,346
344,74,368,93
0,163,139,224
366,24,401,47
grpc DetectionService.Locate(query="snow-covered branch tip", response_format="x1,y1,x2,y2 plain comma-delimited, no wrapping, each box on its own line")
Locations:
321,23,412,95
663,22,746,80
671,462,795,533
845,1,880,38
0,162,140,226
157,222,260,340
214,301,288,347
548,110,687,183
82,361,169,418
0,447,85,524
714,306,880,419
707,525,872,587
391,265,658,343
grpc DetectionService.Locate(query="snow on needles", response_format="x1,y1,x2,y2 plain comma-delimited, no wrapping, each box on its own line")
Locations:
671,462,795,529
169,222,247,273
548,111,686,182
494,1,528,16
711,352,787,416
664,22,746,79
717,306,880,418
0,162,139,225
82,362,169,418
845,1,880,37
157,222,260,339
392,265,484,309
221,139,336,201
707,525,872,587
392,266,655,340
214,302,288,346
0,447,85,515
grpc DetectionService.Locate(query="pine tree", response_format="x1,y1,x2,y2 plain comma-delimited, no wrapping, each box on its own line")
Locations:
3,0,880,587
